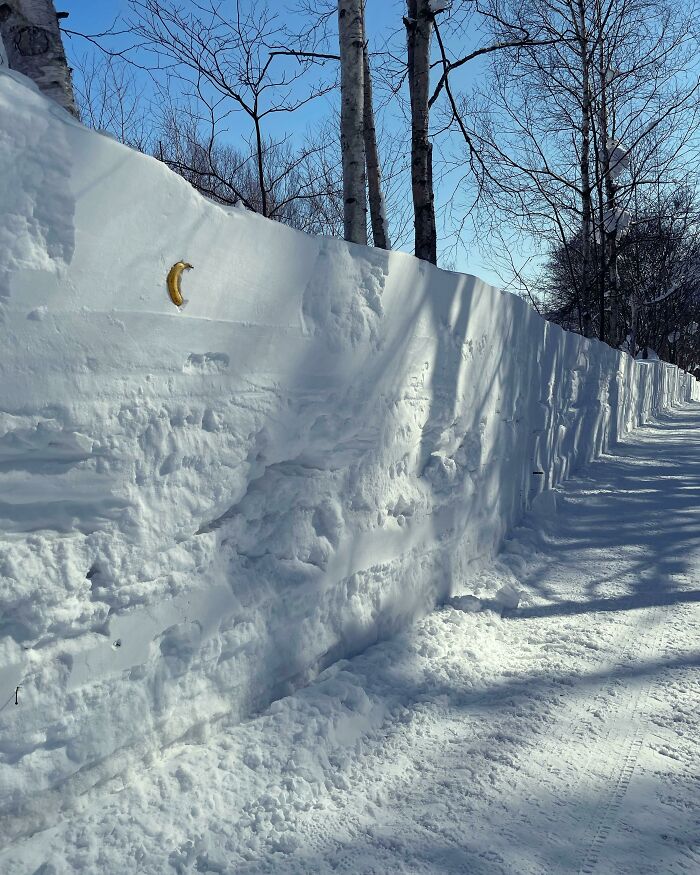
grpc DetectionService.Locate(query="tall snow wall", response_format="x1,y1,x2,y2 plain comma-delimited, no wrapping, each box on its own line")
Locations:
0,69,698,834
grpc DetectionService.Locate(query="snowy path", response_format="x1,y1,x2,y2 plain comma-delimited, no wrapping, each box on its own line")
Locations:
2,403,699,874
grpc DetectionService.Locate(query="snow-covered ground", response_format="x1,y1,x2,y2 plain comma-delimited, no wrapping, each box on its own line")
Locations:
1,403,698,874
1,64,699,871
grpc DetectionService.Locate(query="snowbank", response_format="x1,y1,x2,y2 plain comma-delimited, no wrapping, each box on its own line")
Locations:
0,69,697,834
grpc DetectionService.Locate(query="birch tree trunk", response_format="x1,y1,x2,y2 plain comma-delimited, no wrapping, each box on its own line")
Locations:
0,21,7,67
0,0,77,116
338,0,367,245
598,38,620,347
362,34,390,250
575,0,594,336
405,0,437,264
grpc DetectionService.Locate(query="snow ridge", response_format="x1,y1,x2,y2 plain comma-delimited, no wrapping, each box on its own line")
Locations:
0,68,697,828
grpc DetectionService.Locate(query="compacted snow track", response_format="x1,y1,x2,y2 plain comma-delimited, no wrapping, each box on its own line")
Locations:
2,405,698,874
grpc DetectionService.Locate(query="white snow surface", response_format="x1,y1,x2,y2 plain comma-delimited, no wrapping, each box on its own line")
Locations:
0,67,698,840
2,403,699,874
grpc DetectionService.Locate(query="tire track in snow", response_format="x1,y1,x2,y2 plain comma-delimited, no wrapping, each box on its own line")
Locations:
276,600,655,874
576,604,665,875
577,736,645,875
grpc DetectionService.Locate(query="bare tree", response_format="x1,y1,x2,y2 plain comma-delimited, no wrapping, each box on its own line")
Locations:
0,16,7,66
545,183,700,369
463,0,700,346
73,53,151,149
156,100,345,233
0,0,77,114
338,0,367,244
362,21,390,249
396,0,557,266
404,0,437,263
294,0,391,247
120,0,338,221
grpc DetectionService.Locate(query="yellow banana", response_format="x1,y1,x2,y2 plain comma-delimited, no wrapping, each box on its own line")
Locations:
167,261,194,306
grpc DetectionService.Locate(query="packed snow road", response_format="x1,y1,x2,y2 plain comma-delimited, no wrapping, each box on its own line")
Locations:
2,403,699,874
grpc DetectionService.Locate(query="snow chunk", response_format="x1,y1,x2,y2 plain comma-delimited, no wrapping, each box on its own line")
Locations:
493,583,524,610
446,594,483,613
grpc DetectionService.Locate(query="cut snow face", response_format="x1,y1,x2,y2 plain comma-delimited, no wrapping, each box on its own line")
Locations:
0,67,698,827
2,406,699,873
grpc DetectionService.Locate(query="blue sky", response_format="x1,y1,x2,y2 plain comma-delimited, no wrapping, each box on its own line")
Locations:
60,0,507,284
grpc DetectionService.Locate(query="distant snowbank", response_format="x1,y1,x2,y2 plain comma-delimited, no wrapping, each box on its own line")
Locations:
0,69,697,834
